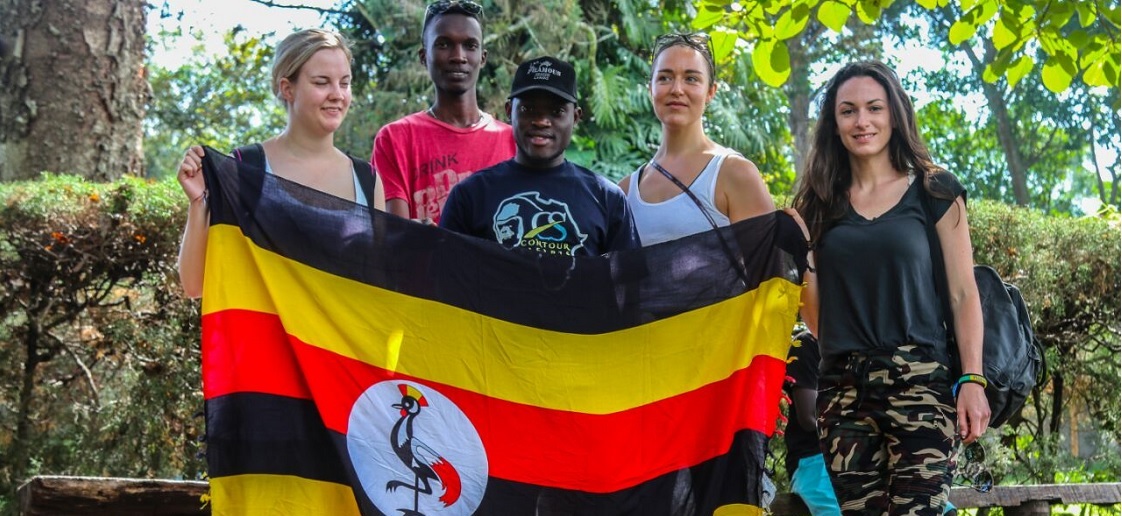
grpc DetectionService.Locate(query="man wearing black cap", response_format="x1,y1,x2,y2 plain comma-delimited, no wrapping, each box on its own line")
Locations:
440,56,640,256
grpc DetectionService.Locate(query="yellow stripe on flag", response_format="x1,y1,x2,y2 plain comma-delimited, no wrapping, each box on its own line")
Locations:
714,503,767,516
202,225,801,415
210,474,359,516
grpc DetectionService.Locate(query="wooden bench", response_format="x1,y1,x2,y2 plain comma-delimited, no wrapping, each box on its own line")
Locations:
17,476,1121,515
773,483,1122,515
18,476,208,515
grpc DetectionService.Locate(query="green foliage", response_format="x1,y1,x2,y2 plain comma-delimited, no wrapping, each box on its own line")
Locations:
896,0,1120,212
329,0,792,183
916,93,1096,214
145,28,287,178
0,175,203,507
694,0,1122,92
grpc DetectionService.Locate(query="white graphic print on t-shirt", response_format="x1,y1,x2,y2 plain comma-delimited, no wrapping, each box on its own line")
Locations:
491,192,588,256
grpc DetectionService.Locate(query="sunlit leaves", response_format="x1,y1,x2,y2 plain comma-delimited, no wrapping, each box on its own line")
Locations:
1042,1,1075,30
775,2,812,39
1082,57,1115,88
916,0,950,9
693,0,728,29
752,39,792,86
949,0,998,45
696,0,1121,92
817,1,851,32
1005,55,1035,88
1042,54,1078,92
1037,31,1080,92
1081,41,1120,88
144,30,285,177
1076,2,1097,27
855,0,882,24
992,12,1017,50
711,28,740,62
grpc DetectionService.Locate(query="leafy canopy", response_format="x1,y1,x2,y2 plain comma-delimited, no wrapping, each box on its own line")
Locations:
693,0,1121,92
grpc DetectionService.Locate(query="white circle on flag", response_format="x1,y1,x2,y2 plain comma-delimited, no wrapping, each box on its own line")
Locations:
347,380,487,515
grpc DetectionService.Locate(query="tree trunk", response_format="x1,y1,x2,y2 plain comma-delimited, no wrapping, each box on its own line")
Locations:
980,82,1031,205
961,44,1031,206
13,322,42,490
1049,371,1064,435
785,33,812,189
0,0,148,181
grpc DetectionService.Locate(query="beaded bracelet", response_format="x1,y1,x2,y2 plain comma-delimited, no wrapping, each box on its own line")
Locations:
952,373,988,398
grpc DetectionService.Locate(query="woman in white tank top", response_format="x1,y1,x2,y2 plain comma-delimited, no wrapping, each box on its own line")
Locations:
618,33,774,246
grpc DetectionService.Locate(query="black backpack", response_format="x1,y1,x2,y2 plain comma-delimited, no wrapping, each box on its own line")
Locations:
921,184,1042,428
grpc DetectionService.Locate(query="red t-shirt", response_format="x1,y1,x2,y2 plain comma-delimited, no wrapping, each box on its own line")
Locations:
371,111,515,223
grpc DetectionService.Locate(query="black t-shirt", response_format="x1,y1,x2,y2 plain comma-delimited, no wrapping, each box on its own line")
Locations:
816,172,965,366
784,331,822,479
440,159,641,256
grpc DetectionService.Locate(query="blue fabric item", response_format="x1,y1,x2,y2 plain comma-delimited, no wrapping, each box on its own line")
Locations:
792,454,842,516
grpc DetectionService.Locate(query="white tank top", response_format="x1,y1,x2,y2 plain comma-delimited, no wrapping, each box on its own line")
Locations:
625,152,733,245
265,157,367,207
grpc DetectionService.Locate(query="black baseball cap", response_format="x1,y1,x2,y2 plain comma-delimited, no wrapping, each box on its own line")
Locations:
508,56,578,104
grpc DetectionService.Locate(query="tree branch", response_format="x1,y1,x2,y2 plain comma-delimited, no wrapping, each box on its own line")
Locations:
55,337,101,413
246,0,352,16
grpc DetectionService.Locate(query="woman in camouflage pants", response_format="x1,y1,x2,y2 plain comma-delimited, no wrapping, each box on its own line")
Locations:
791,61,990,515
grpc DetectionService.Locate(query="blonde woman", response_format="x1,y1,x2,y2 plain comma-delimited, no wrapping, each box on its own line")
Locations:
176,29,385,298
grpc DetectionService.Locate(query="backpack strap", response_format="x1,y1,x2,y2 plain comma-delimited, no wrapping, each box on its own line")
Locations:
349,155,378,208
919,183,949,317
919,180,960,372
226,143,268,218
233,143,266,169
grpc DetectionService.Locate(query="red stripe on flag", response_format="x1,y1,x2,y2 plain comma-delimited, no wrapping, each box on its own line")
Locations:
202,309,785,493
202,309,313,401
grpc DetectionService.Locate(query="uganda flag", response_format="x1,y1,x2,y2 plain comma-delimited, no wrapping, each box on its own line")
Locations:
199,147,807,516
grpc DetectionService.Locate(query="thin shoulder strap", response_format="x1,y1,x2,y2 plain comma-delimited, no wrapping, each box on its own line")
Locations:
648,159,747,284
920,185,955,332
649,160,721,232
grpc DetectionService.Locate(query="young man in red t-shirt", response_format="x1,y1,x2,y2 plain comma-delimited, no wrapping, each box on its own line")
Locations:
371,0,515,224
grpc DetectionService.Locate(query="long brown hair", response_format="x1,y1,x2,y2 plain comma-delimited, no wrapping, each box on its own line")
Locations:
793,60,953,242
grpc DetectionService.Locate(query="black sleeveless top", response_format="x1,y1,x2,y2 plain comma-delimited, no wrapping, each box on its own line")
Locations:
816,173,965,366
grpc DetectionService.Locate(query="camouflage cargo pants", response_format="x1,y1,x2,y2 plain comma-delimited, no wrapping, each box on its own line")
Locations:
817,345,956,516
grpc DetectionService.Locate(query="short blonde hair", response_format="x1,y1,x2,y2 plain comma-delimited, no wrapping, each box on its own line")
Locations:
272,29,353,109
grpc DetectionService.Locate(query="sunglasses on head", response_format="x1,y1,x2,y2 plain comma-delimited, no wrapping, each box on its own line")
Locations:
656,32,710,45
655,32,711,51
424,0,484,27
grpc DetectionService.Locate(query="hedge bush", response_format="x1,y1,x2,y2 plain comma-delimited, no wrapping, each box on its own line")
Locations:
0,175,202,512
